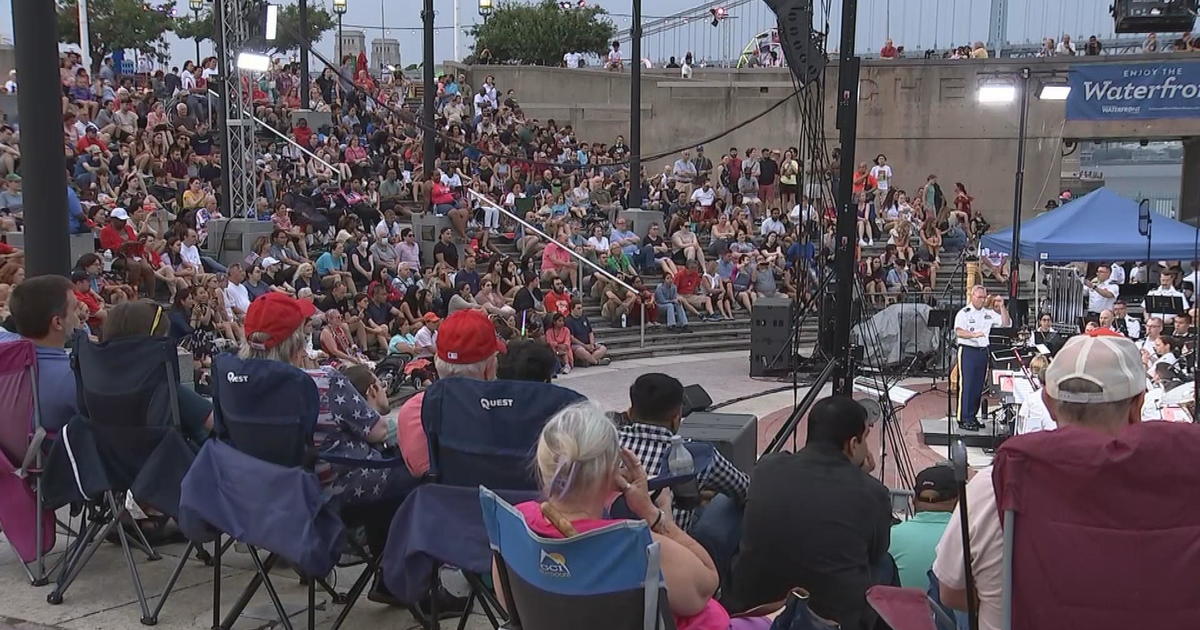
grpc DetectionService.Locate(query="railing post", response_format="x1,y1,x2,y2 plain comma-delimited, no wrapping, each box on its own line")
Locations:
640,302,646,348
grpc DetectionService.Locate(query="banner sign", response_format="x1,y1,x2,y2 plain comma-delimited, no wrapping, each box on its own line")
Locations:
1067,61,1200,120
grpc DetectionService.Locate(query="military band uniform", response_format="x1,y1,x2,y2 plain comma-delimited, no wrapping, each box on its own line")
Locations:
954,304,1004,430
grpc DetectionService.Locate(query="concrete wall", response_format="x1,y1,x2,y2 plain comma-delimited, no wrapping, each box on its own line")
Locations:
453,55,1200,228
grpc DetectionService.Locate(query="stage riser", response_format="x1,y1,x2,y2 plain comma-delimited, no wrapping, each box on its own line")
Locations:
920,417,1009,449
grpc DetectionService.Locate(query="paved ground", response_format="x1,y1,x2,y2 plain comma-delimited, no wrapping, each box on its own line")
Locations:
0,351,980,630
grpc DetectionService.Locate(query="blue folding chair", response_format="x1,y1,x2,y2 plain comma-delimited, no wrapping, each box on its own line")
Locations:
480,487,676,630
177,354,382,630
41,333,194,621
422,377,586,489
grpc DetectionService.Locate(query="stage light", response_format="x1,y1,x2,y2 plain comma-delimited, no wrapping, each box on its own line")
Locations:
264,4,279,40
977,83,1016,104
710,6,728,26
1036,78,1071,100
236,52,271,72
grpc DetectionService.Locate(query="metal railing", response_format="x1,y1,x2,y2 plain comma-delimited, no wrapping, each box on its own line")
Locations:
208,88,344,184
467,189,647,348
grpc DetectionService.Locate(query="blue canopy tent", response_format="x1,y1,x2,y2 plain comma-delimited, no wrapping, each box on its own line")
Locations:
981,188,1200,262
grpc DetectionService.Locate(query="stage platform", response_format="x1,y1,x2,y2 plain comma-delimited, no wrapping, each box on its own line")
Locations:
920,416,1010,449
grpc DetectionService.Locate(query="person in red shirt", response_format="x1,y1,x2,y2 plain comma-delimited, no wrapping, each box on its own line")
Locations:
292,117,313,147
880,39,899,59
75,124,109,157
543,276,574,317
71,270,106,329
674,259,718,321
97,208,157,297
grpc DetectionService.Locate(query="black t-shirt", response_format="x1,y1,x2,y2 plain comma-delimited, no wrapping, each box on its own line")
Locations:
513,286,543,313
365,301,393,327
565,315,592,344
433,241,459,268
317,294,352,314
758,158,779,186
191,132,214,156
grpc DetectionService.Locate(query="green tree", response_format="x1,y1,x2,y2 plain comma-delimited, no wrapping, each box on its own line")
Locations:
173,4,335,56
469,0,615,66
57,0,177,74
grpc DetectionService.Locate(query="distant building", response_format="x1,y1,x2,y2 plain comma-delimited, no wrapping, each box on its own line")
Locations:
340,30,365,63
372,38,401,71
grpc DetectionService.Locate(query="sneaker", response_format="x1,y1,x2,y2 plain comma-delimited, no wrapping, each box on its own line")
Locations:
562,365,572,374
598,357,612,366
868,238,875,246
859,239,868,247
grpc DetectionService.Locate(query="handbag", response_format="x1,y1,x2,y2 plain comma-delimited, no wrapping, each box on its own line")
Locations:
769,589,840,630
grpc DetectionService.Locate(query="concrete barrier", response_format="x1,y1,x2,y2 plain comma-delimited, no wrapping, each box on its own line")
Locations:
7,231,95,267
411,211,460,266
202,218,277,268
617,208,663,240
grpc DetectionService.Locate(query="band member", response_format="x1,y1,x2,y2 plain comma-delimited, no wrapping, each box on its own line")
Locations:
1030,312,1065,354
954,286,1010,431
1146,271,1189,325
1082,265,1119,316
1111,300,1142,340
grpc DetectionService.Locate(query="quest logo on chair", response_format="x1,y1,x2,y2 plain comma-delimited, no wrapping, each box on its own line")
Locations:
480,397,514,410
539,550,571,578
226,372,249,383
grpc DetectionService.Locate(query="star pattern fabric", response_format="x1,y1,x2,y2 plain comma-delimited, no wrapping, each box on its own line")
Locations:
303,366,411,504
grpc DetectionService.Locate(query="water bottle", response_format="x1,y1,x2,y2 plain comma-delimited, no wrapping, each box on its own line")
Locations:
620,312,628,328
102,249,114,272
667,435,700,509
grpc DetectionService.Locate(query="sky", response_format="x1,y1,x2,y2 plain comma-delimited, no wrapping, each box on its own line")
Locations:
0,0,1136,70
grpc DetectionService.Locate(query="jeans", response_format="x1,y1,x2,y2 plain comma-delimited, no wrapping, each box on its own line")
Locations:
659,302,688,327
200,256,228,274
637,245,658,272
689,494,742,595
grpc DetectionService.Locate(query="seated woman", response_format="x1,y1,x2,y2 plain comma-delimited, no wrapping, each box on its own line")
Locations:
496,401,769,630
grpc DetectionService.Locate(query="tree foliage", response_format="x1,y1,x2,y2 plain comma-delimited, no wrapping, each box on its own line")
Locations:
173,4,335,56
57,0,176,73
469,0,615,66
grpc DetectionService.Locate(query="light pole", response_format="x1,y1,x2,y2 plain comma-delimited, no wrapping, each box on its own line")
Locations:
978,69,1070,328
478,0,492,19
628,0,642,211
189,0,203,65
333,0,347,68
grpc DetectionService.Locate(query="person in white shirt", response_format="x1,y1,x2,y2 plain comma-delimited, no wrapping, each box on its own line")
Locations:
1130,261,1150,284
563,51,581,68
1148,335,1178,377
374,208,404,241
606,41,623,70
689,181,716,211
954,287,1010,430
1112,300,1142,340
1138,317,1163,359
1015,355,1055,435
413,314,440,358
1082,265,1119,314
1146,270,1189,324
868,154,893,205
4,70,16,94
672,151,698,196
760,207,786,237
935,334,1147,630
1055,34,1077,55
223,263,251,320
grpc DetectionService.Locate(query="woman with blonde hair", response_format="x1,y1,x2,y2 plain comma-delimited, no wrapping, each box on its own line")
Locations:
497,401,769,630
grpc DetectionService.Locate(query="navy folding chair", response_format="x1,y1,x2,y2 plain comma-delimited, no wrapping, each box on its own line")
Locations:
480,487,676,630
422,377,586,489
0,339,56,584
41,333,193,621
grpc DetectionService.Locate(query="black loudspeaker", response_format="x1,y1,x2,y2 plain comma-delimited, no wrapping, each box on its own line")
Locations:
750,297,795,377
764,0,825,85
682,384,714,417
1113,0,1197,33
678,412,759,475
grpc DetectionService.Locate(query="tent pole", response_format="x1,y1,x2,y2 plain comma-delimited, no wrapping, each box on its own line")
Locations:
1034,261,1039,319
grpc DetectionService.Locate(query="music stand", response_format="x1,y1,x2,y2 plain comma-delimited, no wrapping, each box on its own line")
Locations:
1145,295,1186,316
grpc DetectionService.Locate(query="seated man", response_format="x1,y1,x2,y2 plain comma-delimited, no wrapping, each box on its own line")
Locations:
889,465,958,588
933,333,1148,630
0,275,81,431
730,396,891,629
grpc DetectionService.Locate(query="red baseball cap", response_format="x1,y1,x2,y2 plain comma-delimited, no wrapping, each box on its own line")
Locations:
245,292,317,350
1087,328,1124,338
436,310,506,364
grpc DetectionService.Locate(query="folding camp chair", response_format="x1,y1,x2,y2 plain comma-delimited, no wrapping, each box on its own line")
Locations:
480,487,676,630
422,377,586,489
0,339,56,584
865,586,956,630
992,422,1200,630
41,334,195,621
178,354,398,630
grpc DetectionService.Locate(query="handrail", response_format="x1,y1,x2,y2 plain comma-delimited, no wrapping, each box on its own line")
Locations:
204,87,343,182
467,189,647,348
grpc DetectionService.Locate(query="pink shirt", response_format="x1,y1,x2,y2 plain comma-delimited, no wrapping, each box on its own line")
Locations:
513,501,732,630
541,241,571,271
396,391,430,476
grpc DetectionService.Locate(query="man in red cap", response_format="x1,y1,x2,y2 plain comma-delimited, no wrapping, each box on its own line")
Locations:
395,309,506,478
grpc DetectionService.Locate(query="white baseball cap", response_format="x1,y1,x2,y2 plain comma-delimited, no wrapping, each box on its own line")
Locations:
110,207,130,221
259,256,281,268
1044,334,1146,404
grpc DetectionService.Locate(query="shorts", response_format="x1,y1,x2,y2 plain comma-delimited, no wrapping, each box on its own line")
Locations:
672,250,688,264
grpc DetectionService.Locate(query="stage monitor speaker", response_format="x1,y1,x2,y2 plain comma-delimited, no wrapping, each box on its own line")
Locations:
679,412,758,475
764,0,825,85
1113,0,1197,33
750,296,795,377
682,384,714,417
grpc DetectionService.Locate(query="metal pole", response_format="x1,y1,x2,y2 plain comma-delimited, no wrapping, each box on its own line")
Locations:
193,8,202,65
628,0,642,208
14,0,70,277
832,0,861,396
454,0,461,61
337,15,343,66
78,0,92,73
300,0,311,110
1008,67,1030,328
213,0,234,220
422,0,436,175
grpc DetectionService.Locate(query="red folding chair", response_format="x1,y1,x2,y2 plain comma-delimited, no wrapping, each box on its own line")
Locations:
0,339,56,584
994,422,1200,630
866,586,954,630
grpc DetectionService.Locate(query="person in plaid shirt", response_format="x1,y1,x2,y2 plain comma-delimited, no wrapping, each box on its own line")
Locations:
615,373,749,531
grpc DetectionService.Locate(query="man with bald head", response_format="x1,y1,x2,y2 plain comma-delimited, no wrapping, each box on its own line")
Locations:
953,285,1010,431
